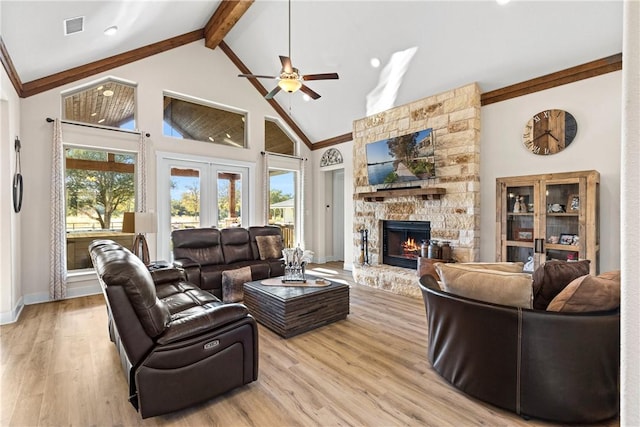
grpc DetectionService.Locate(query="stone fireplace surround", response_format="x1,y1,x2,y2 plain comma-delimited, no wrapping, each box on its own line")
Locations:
352,83,481,298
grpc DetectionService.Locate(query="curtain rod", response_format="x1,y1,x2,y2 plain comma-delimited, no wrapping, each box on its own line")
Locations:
46,118,150,137
261,151,307,161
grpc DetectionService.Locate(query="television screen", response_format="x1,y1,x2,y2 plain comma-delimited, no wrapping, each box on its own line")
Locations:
365,128,435,186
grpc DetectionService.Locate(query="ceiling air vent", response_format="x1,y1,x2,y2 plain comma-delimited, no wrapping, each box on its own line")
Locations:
64,16,84,36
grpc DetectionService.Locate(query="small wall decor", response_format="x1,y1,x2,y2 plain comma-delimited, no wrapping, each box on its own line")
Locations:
13,137,23,213
320,148,343,167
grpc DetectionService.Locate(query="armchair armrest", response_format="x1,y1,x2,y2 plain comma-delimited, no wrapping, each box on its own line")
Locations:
173,257,200,269
150,267,186,285
157,303,250,345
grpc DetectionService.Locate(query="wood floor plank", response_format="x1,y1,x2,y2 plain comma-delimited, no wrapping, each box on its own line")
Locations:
0,262,620,426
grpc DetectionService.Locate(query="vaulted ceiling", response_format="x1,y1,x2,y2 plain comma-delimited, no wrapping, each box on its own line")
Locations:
0,1,624,147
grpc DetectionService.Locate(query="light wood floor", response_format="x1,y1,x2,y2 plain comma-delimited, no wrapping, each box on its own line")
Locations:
0,263,619,426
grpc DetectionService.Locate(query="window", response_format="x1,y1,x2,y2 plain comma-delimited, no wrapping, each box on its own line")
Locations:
265,118,295,155
65,147,136,270
62,78,136,129
163,94,247,148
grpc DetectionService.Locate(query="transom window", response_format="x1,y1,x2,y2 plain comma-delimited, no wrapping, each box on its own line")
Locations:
265,118,295,156
163,94,247,148
62,78,136,130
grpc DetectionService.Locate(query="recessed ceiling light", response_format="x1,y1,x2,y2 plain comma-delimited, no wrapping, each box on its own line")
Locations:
104,26,118,36
225,133,231,138
91,112,97,117
370,58,381,68
97,86,103,91
103,90,114,97
98,118,105,124
208,136,215,142
496,0,511,5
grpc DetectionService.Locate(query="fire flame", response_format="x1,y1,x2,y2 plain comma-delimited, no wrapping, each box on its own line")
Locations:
403,238,419,253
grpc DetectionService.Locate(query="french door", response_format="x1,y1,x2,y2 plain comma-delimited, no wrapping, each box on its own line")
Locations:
157,154,251,261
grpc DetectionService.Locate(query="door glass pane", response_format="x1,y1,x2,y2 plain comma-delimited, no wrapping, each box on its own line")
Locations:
505,184,534,269
217,171,242,228
269,170,296,248
545,182,580,262
171,167,200,230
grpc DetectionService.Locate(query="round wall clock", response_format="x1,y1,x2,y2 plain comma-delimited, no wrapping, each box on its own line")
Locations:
522,109,578,155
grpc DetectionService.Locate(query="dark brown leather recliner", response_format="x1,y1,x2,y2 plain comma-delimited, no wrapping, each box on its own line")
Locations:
89,239,258,418
418,274,619,424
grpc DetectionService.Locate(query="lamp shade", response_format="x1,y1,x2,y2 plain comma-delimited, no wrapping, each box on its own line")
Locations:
122,212,157,234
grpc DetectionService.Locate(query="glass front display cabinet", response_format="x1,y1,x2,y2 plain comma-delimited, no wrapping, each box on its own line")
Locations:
496,170,599,274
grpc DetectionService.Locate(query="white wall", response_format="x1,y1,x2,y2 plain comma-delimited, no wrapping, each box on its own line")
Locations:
480,72,621,272
16,40,308,305
0,65,22,323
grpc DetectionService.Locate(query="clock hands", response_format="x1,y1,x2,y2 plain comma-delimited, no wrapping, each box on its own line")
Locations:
532,129,560,143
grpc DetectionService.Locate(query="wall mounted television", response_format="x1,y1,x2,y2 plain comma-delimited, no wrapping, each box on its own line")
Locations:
365,128,435,186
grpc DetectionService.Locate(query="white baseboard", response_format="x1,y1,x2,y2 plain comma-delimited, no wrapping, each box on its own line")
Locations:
0,296,24,325
22,284,102,306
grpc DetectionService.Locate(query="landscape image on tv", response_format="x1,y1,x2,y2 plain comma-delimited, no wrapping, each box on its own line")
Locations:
365,128,435,186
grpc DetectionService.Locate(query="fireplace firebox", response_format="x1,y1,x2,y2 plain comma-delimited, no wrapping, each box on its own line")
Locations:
382,220,431,269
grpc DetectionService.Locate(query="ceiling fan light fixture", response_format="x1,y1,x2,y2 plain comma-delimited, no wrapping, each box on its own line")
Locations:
278,78,302,93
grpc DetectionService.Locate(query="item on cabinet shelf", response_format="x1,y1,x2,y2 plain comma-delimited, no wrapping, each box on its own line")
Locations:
427,240,441,259
522,109,578,155
523,255,534,273
440,241,452,261
567,252,578,261
568,194,580,212
559,234,578,245
548,203,565,213
514,228,534,242
549,235,560,244
513,196,521,213
527,203,534,212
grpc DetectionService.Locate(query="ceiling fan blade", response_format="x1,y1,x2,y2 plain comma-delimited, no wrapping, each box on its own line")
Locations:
300,84,321,100
279,56,293,73
265,85,282,100
238,73,277,79
302,73,339,81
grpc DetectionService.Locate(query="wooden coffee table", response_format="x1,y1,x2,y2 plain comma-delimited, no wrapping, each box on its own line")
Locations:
243,277,349,338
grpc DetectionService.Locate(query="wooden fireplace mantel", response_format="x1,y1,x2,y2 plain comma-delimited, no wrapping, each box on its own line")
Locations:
356,187,446,202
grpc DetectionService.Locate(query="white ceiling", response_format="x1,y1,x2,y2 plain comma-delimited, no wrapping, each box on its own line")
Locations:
0,0,624,143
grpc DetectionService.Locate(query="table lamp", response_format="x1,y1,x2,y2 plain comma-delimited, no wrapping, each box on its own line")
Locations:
122,212,157,265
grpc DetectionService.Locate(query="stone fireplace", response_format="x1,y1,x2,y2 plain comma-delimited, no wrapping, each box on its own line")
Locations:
352,83,481,297
382,220,430,269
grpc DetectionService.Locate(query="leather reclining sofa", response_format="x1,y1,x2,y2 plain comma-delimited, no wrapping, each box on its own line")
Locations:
89,239,258,418
172,226,285,298
418,273,620,424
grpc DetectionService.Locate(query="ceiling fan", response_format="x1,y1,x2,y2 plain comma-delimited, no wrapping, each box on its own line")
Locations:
238,0,339,100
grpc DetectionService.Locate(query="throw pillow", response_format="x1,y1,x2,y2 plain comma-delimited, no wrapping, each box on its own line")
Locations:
255,235,284,260
531,260,591,310
455,262,524,273
546,271,621,312
221,266,252,303
435,263,533,309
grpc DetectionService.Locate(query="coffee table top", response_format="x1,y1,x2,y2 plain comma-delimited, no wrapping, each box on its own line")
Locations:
244,276,349,302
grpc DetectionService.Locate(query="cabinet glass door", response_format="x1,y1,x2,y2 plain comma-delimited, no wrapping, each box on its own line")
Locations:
505,184,535,270
542,181,580,262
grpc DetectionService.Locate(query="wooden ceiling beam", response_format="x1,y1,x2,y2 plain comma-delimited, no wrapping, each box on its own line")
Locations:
204,0,254,50
0,36,24,97
21,30,204,98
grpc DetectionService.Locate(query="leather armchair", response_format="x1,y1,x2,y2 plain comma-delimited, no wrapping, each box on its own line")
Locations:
89,239,258,418
418,274,619,423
